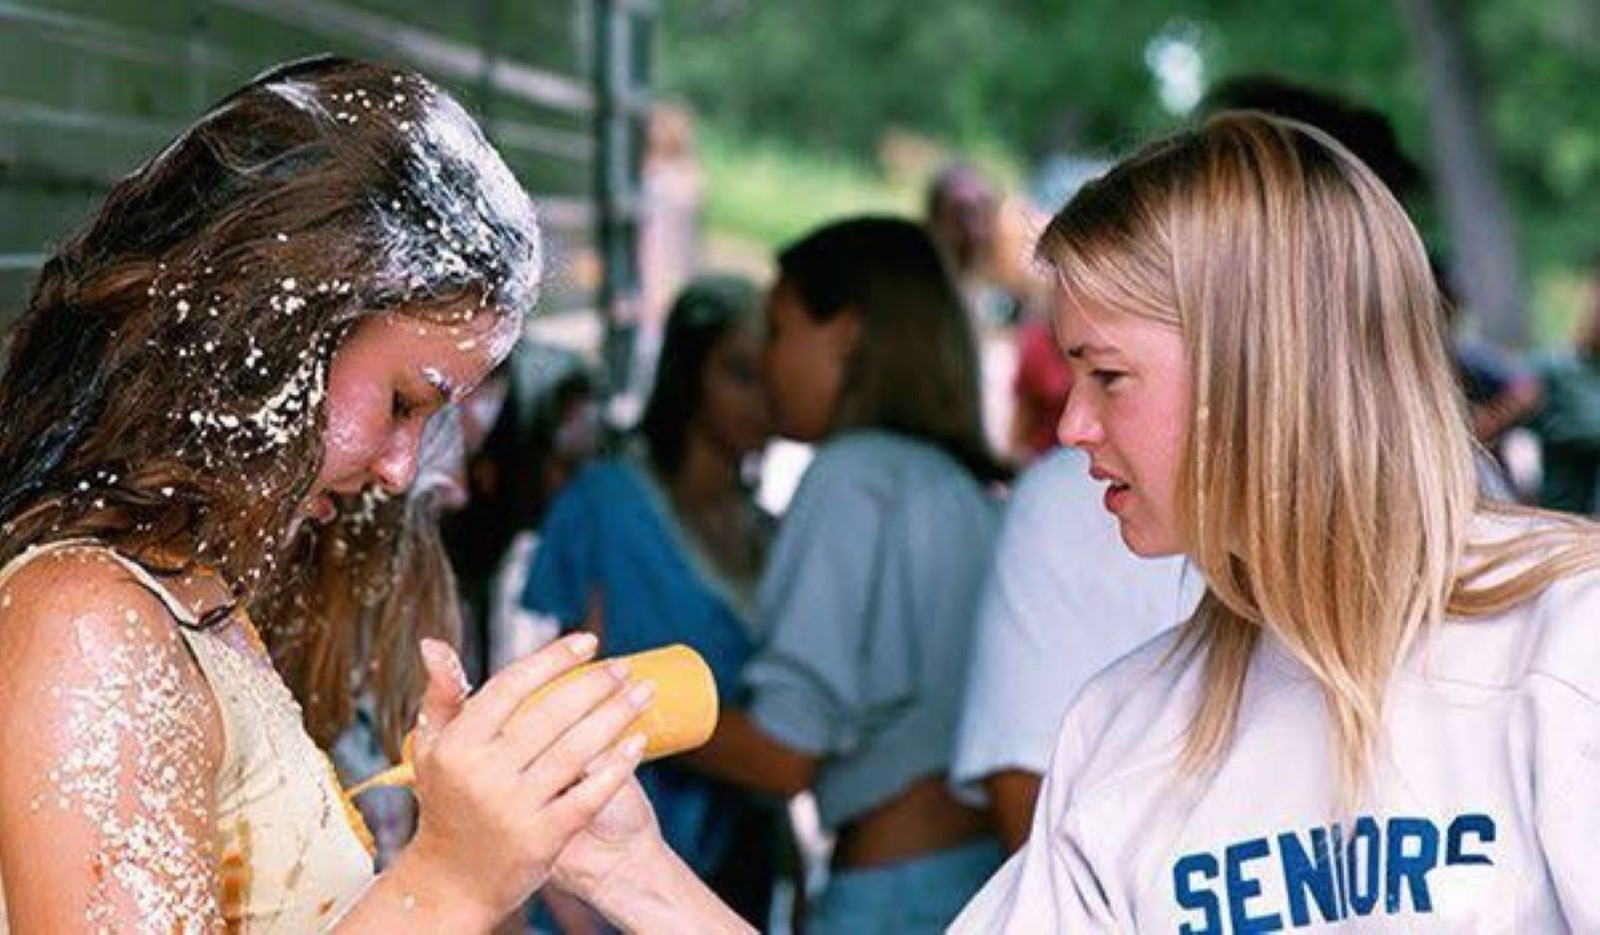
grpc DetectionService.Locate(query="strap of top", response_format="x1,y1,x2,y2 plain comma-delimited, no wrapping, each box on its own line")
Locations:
0,539,201,626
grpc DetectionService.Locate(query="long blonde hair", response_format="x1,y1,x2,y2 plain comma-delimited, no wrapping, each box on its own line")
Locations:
1037,113,1600,792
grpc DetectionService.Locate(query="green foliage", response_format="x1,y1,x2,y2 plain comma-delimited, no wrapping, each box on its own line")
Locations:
659,0,1600,331
658,0,1174,156
697,126,918,250
1468,0,1600,277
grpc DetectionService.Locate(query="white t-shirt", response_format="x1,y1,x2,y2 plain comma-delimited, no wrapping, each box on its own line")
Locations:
952,550,1600,933
952,448,1201,794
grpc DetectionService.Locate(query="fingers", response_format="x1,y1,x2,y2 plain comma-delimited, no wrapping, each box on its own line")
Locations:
413,638,470,756
534,734,647,843
496,660,632,768
515,678,655,800
451,632,600,746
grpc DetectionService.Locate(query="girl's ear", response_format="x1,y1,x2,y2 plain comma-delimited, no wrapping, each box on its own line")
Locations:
825,306,864,360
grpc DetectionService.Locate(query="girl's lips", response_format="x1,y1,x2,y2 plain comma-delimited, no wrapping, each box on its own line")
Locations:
1104,482,1132,515
308,493,337,524
1089,464,1127,485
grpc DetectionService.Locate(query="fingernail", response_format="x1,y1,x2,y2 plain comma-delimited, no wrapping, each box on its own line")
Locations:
626,679,656,708
607,660,631,682
422,639,471,698
419,638,451,668
620,734,647,760
566,632,599,657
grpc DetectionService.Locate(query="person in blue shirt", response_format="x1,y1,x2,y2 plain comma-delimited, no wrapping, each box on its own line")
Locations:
682,217,1009,933
520,274,777,927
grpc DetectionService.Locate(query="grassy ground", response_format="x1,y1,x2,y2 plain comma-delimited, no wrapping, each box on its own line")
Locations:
697,126,920,254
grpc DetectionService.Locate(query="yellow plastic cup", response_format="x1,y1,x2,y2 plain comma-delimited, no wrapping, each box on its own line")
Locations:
345,643,718,799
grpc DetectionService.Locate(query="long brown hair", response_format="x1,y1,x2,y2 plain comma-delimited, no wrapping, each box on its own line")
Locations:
0,56,541,752
1038,113,1600,793
776,216,1006,483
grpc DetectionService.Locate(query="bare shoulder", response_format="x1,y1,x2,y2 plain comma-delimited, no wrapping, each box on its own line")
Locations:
0,545,225,928
0,543,223,768
0,544,216,704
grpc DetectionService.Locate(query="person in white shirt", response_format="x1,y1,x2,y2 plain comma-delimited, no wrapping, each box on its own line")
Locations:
950,112,1600,932
951,446,1200,851
462,112,1600,935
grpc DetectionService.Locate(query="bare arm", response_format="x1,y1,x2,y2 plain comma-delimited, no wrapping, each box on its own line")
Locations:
0,550,225,932
679,708,819,798
588,838,755,934
982,770,1044,854
1471,375,1542,442
549,786,756,935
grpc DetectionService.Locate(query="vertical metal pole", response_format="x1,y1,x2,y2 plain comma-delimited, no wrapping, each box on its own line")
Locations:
594,0,637,396
593,0,617,321
475,0,501,133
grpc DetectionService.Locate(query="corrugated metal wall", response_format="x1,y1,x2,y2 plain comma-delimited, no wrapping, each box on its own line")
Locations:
0,0,651,334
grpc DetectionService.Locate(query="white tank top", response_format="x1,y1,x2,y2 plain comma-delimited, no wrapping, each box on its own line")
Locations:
0,541,374,931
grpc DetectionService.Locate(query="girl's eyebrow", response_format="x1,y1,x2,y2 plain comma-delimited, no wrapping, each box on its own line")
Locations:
1064,341,1118,360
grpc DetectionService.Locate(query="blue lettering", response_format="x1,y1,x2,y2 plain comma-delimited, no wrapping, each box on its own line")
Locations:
1279,827,1342,925
1384,817,1437,913
1445,814,1496,867
1224,838,1284,933
1174,853,1222,935
1345,817,1382,916
1330,823,1348,918
1173,812,1493,930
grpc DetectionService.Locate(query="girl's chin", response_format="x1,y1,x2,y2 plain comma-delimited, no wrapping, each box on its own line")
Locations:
1115,520,1185,559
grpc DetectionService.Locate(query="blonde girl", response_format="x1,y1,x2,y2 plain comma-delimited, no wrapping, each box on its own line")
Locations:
951,112,1600,931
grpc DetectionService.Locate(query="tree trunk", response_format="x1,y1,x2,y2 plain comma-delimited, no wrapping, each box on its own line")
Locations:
1396,0,1526,347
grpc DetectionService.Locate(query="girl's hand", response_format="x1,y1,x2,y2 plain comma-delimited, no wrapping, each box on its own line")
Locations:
392,634,652,925
549,779,756,935
550,773,661,900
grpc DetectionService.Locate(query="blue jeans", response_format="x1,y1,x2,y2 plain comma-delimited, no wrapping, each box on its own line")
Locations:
809,838,1004,934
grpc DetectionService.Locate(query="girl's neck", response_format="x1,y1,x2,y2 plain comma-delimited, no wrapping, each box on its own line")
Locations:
666,430,744,509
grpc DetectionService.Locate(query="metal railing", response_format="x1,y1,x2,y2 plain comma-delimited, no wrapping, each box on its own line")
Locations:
0,0,652,331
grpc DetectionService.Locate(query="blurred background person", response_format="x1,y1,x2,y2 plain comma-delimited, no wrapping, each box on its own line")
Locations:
1008,305,1071,465
1528,253,1600,515
986,192,1068,466
520,274,778,930
683,217,1007,933
441,343,603,681
1434,257,1544,491
631,100,708,414
951,446,1202,853
926,163,1030,464
927,163,1013,328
